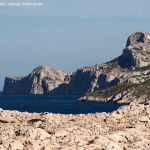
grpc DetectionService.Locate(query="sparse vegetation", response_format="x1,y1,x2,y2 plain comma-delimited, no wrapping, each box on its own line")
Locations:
87,79,150,99
44,76,53,81
134,65,150,71
87,82,136,99
133,79,150,98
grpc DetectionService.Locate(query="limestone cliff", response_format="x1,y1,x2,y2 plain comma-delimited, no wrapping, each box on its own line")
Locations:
3,65,70,95
67,32,150,95
80,32,150,103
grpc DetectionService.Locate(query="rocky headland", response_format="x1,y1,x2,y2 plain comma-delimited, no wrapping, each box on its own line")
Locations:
80,32,150,104
0,102,150,150
3,32,150,104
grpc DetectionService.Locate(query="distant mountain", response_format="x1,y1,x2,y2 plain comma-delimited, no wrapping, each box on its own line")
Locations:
3,32,150,101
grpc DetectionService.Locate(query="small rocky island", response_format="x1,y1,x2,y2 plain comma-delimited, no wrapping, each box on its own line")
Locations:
1,32,150,149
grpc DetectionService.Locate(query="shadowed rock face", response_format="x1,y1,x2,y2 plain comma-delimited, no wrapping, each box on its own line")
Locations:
3,65,70,95
3,32,150,95
67,64,124,94
3,76,32,95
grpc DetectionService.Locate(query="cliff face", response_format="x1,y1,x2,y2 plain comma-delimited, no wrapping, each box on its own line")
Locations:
67,64,124,94
67,32,150,94
3,32,150,95
3,65,70,95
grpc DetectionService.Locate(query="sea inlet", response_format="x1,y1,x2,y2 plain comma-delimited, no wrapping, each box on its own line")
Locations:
0,94,122,114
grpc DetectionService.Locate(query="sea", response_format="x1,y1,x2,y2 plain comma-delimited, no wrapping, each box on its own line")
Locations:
0,94,122,114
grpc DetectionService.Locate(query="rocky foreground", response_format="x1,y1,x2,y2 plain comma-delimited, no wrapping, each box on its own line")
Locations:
0,102,150,150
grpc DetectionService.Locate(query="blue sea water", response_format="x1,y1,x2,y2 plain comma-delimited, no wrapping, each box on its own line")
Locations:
0,95,122,114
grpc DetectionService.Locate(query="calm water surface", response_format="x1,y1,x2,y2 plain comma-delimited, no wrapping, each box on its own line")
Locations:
0,95,122,114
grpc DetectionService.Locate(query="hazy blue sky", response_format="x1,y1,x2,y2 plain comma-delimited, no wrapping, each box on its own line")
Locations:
0,0,150,90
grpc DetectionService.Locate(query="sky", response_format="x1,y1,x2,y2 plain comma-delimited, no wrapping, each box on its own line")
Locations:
0,0,150,90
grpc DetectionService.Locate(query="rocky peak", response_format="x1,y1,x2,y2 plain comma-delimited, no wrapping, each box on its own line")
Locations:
32,65,60,75
119,32,150,68
126,32,144,47
30,65,68,81
32,65,49,73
